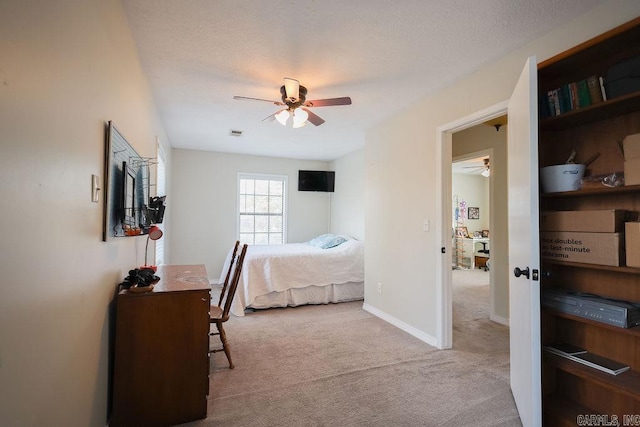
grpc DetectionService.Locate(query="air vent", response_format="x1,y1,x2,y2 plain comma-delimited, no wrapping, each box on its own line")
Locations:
229,129,243,137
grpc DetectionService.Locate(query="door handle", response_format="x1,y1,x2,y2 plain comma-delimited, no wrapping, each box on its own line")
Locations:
514,267,530,279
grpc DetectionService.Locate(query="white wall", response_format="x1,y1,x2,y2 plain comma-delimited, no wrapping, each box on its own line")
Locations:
330,149,365,241
169,149,332,280
0,0,171,425
452,173,489,232
364,2,640,341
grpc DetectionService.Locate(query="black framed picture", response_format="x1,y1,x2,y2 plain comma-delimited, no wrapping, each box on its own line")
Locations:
468,207,479,220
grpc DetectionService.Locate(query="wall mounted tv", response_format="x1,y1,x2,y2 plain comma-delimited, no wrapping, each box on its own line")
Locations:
298,170,335,192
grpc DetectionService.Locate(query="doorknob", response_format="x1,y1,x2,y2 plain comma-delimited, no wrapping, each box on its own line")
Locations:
514,267,530,279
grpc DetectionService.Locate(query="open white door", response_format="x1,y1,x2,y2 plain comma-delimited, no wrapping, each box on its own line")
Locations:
507,56,541,427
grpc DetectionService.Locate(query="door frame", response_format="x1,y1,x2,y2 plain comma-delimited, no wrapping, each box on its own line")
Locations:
435,100,508,349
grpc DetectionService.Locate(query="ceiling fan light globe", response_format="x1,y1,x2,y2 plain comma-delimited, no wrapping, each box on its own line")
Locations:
292,108,308,128
481,168,490,177
294,108,308,120
275,109,290,126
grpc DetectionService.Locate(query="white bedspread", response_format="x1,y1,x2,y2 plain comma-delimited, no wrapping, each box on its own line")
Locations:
219,239,364,316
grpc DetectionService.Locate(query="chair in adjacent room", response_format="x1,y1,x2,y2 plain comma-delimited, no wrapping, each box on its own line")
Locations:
210,242,248,369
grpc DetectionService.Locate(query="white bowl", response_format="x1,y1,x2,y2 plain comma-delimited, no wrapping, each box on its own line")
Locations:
540,164,586,193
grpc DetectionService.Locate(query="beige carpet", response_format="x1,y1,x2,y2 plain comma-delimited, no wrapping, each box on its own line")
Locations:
183,277,520,426
452,269,510,354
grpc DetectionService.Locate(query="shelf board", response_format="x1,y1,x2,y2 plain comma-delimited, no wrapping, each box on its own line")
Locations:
540,91,640,131
541,259,640,274
545,352,640,400
543,308,640,338
541,184,640,198
543,395,594,427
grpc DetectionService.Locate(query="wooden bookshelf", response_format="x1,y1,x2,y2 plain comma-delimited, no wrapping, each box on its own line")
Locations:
538,17,640,423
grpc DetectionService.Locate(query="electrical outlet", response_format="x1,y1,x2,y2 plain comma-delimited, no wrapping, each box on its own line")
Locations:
377,282,382,293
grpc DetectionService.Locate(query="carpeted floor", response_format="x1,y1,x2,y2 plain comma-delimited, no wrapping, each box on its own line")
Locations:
183,274,520,426
452,269,510,355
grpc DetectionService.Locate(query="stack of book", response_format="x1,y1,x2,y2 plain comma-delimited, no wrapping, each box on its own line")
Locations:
545,343,629,375
540,75,607,118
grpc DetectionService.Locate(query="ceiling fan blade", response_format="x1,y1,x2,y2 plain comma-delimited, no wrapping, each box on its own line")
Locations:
262,112,277,122
283,78,300,101
303,108,325,126
305,97,352,107
234,96,284,106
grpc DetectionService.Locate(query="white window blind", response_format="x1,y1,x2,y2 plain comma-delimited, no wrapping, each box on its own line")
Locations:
238,173,287,245
155,142,167,265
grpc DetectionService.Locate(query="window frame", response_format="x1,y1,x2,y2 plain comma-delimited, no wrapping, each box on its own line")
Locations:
154,140,167,266
237,172,288,245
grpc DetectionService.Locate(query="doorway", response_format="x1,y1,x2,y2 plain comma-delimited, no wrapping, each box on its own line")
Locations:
452,149,495,349
435,101,508,350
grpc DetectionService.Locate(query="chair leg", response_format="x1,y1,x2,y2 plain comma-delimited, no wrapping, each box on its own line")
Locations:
216,322,234,369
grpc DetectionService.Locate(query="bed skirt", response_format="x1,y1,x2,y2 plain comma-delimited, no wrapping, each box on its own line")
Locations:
246,281,364,312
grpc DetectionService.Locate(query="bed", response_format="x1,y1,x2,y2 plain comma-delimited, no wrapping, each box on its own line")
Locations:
219,235,364,316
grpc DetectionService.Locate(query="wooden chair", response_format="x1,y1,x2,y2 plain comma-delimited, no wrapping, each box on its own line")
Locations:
210,243,247,369
217,240,239,306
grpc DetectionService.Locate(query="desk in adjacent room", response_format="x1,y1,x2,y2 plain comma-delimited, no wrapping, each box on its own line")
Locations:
463,237,490,270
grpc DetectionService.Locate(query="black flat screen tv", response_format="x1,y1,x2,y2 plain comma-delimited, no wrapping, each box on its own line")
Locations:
298,170,335,192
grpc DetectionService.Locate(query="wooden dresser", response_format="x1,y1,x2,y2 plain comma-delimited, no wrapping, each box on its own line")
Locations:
110,264,211,426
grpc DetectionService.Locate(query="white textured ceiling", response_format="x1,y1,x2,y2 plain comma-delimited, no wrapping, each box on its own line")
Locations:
121,0,605,161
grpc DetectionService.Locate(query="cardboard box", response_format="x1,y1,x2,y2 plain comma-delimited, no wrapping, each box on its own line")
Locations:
540,210,637,233
623,133,640,160
626,222,640,268
541,232,623,266
624,158,640,186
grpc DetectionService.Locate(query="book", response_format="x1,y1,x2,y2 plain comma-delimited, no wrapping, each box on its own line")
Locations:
545,343,587,356
577,79,591,108
599,76,608,101
547,90,558,116
552,89,561,115
539,93,551,118
587,75,603,103
544,345,630,375
570,82,579,109
560,85,571,113
573,352,629,375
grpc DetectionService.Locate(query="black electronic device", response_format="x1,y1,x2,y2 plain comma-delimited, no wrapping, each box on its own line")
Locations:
542,287,640,328
298,170,335,192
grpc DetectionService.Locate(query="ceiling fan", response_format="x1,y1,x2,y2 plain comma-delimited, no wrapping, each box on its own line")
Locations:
463,158,491,177
233,78,352,128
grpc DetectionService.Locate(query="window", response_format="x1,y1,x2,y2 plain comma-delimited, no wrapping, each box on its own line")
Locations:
238,173,287,245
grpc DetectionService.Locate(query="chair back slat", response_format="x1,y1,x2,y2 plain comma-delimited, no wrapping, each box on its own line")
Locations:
221,244,248,321
218,241,240,306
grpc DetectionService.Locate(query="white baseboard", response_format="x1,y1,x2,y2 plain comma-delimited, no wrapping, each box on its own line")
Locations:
362,303,438,348
490,313,509,326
